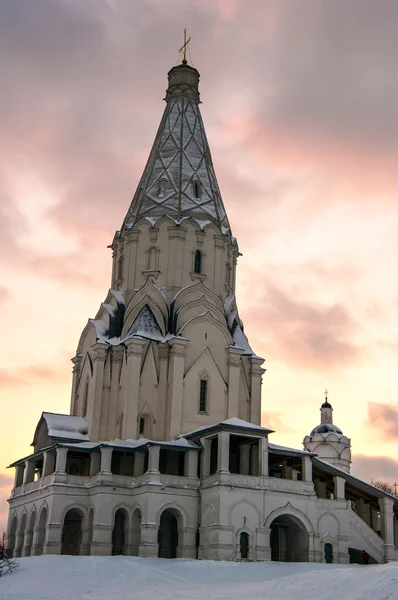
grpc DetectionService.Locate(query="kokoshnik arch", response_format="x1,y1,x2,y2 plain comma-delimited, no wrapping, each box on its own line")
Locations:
6,56,398,564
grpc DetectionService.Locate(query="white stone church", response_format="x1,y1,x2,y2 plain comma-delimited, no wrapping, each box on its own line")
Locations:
6,60,398,564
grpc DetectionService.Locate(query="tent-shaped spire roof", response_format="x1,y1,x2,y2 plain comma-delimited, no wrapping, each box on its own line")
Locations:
124,63,229,230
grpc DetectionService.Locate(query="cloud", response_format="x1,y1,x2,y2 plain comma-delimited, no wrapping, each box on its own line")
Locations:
351,454,398,485
244,281,360,369
367,403,398,440
0,365,68,390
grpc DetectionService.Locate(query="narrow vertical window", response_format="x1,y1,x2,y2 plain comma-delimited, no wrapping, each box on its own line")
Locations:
193,180,200,199
139,417,145,436
194,250,202,274
117,256,124,280
199,379,207,413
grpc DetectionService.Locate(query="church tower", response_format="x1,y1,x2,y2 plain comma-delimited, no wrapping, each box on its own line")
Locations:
69,62,265,442
303,392,351,472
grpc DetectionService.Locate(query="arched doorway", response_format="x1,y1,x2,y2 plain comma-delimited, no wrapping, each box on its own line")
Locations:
112,509,127,555
131,508,141,556
25,511,36,556
61,508,83,555
36,508,47,556
8,516,17,558
158,509,181,558
240,532,249,559
324,542,333,563
270,514,309,562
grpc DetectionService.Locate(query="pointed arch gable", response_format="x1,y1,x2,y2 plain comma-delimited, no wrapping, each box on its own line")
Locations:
175,295,225,332
77,320,103,355
229,499,261,528
122,299,166,339
184,347,227,386
178,312,232,346
172,281,224,314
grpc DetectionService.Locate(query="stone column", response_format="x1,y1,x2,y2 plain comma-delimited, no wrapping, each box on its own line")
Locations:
87,344,108,441
14,464,25,488
54,447,68,482
42,451,56,477
122,337,146,439
227,347,244,418
239,444,251,475
147,445,160,473
97,447,113,483
134,452,146,477
333,476,345,499
217,431,230,474
185,449,199,480
302,455,313,483
23,460,35,484
379,496,395,560
168,338,188,440
260,437,269,476
249,357,265,425
89,451,101,476
201,438,211,478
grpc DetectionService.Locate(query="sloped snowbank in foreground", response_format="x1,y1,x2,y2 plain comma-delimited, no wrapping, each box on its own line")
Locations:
1,556,398,600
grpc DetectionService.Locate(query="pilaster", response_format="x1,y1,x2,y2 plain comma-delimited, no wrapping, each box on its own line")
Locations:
167,226,187,295
87,344,108,441
156,343,169,440
249,356,265,425
227,346,244,418
70,354,82,414
168,338,188,439
213,235,226,295
122,337,146,439
125,229,140,303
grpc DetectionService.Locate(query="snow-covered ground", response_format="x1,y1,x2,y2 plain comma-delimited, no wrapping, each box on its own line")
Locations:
2,556,398,600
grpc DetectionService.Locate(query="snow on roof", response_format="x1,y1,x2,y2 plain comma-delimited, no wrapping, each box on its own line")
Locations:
109,289,125,306
183,418,274,439
125,306,164,342
42,413,89,442
268,442,316,457
232,324,254,355
58,437,200,451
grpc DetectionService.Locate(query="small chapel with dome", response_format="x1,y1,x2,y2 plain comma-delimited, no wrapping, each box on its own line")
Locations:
6,55,398,565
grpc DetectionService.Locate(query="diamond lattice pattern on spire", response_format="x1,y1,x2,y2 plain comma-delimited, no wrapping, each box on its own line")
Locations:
125,81,229,230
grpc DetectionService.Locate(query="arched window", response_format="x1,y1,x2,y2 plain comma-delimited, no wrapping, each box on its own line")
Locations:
158,178,167,199
139,417,145,436
147,246,159,271
194,250,202,274
199,379,208,413
82,380,89,418
138,414,152,438
193,180,201,199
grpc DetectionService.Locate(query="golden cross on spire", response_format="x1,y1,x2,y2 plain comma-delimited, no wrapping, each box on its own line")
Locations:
324,389,329,401
179,28,191,65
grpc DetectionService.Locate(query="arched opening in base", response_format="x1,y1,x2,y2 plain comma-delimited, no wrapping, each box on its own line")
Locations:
270,514,309,562
112,509,127,555
61,508,83,555
240,532,249,559
36,508,47,556
158,509,181,558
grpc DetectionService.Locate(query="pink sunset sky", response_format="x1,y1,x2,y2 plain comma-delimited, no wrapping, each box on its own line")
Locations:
1,0,398,530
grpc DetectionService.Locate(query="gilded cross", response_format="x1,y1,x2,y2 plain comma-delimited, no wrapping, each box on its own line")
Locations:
179,29,191,65
324,389,328,401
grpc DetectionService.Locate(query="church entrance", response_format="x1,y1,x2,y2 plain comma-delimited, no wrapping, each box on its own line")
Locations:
240,532,249,559
158,509,180,558
270,514,309,562
61,508,83,555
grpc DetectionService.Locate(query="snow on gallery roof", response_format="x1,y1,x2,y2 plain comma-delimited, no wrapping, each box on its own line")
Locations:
31,412,89,448
122,64,230,232
182,417,274,439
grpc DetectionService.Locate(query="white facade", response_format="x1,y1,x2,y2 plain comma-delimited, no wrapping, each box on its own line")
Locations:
6,61,398,565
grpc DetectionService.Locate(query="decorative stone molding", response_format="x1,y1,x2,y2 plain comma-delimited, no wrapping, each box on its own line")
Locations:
149,228,159,243
214,235,226,250
168,226,187,241
195,230,205,247
124,337,146,358
125,229,140,245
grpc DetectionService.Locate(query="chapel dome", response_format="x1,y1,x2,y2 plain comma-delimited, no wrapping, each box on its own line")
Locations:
310,423,343,436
